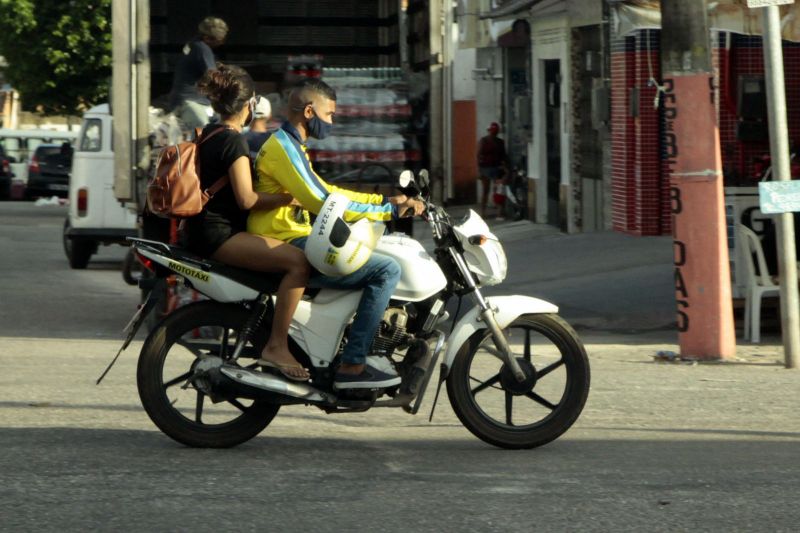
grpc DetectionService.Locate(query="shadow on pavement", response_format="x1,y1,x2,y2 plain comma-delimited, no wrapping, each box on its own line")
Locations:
2,427,798,530
2,425,800,457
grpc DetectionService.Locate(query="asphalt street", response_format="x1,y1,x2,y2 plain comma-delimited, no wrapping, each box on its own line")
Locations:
1,202,799,532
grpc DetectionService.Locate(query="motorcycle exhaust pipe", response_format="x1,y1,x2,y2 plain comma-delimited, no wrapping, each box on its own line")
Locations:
208,365,332,404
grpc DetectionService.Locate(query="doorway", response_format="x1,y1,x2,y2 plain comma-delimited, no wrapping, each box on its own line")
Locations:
544,59,562,227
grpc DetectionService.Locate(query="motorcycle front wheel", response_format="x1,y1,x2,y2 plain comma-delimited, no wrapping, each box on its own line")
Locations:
447,313,590,449
137,301,280,448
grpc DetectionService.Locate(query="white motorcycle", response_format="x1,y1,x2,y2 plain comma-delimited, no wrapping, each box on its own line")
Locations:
104,170,590,449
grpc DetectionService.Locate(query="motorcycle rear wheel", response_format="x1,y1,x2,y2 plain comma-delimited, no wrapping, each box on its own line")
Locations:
447,313,590,449
137,301,280,448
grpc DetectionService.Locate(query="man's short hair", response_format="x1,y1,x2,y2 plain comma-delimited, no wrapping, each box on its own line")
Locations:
291,78,337,106
198,17,229,42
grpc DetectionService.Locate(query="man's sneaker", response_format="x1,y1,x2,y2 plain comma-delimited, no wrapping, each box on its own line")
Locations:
333,363,402,390
365,355,398,375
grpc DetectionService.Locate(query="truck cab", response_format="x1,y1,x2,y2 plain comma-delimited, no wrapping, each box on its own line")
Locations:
63,104,137,269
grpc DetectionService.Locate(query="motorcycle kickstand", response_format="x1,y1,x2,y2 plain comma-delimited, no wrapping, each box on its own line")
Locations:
428,363,448,422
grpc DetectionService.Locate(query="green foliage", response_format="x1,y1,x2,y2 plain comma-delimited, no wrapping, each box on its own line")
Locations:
0,0,111,115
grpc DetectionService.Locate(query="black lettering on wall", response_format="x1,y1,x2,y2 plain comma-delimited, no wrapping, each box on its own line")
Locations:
674,240,686,266
676,299,690,333
670,186,683,215
663,79,689,333
675,267,688,299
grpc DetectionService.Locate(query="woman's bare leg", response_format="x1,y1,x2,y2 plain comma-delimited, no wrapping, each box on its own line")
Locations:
212,233,310,379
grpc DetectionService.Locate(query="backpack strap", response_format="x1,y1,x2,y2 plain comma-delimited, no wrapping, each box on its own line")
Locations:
197,125,232,201
196,125,228,146
204,175,229,198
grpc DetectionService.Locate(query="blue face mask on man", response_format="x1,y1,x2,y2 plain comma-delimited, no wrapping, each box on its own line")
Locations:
307,108,333,140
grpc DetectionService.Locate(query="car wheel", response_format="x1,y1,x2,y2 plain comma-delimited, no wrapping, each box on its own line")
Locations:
63,219,95,269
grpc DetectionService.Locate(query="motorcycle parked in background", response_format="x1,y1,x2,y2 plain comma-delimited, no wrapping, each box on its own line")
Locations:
492,167,527,222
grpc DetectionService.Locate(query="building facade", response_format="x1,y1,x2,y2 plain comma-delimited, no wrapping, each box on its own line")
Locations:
453,0,608,232
609,0,800,236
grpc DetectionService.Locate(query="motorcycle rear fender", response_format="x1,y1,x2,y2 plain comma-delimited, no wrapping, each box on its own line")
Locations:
443,295,558,372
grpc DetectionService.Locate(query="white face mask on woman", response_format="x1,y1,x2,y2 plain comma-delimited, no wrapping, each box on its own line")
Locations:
243,95,261,128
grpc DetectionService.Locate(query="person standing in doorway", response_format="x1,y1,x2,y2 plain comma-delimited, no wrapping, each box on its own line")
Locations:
168,17,229,131
477,121,508,218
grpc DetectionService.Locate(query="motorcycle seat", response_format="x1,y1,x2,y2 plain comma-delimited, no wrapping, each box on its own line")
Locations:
169,246,285,295
131,237,320,297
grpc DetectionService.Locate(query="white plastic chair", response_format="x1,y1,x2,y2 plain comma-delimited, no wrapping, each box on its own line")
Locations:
738,224,780,343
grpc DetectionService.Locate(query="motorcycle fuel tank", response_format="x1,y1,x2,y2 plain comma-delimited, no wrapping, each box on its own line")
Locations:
375,233,447,302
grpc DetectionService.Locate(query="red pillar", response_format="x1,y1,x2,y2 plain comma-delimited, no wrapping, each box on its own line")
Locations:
661,0,735,360
663,75,735,359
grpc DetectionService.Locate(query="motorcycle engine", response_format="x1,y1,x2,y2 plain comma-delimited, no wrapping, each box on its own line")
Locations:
370,307,410,357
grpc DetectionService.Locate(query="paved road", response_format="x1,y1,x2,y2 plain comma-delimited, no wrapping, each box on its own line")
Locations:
1,202,799,532
0,202,137,339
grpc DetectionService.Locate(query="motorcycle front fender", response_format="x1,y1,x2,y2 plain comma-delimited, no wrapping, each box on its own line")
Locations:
442,295,559,373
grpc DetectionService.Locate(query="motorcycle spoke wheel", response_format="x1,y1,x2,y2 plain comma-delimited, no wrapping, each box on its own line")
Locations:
466,325,567,428
137,301,280,448
447,314,590,449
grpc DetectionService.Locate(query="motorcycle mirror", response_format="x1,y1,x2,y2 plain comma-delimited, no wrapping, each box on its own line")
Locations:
418,169,430,189
398,169,415,188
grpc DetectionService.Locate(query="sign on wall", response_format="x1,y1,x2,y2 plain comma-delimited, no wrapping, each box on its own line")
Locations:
759,181,800,213
746,0,794,7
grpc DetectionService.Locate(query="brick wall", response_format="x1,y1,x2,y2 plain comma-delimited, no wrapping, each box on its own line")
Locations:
610,29,800,237
610,30,664,236
717,34,800,184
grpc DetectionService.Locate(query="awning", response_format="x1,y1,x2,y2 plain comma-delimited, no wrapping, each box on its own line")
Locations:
612,0,800,42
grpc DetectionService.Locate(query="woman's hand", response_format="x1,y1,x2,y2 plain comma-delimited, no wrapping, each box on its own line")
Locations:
227,156,300,211
252,192,299,211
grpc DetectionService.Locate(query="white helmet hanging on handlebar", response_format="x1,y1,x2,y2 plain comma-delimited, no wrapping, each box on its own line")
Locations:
305,193,386,277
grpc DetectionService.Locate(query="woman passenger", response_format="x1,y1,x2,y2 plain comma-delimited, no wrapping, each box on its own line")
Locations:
182,63,310,381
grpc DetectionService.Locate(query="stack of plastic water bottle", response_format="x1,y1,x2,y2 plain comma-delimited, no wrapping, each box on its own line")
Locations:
308,67,422,188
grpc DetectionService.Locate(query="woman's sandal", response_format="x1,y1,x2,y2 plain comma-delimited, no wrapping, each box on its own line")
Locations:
256,359,310,382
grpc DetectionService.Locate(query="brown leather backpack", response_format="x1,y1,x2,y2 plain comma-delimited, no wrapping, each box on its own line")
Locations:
146,127,229,218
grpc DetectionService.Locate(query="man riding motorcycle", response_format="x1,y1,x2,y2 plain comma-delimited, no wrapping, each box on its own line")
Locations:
247,78,425,390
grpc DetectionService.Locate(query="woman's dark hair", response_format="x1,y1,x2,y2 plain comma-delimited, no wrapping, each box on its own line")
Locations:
197,63,254,118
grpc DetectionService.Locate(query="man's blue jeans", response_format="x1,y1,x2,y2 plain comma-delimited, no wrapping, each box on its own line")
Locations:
291,237,401,365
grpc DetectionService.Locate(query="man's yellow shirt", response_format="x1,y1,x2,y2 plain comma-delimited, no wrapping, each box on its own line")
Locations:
247,123,396,243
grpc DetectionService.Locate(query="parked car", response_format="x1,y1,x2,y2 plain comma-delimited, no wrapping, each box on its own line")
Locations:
0,128,78,184
63,104,137,269
0,144,12,199
25,143,73,199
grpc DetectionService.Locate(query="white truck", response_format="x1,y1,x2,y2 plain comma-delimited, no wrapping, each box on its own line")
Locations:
63,104,137,269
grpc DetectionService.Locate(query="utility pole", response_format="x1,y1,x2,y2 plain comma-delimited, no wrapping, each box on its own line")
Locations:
429,0,445,203
111,0,150,206
661,1,736,359
753,0,799,369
